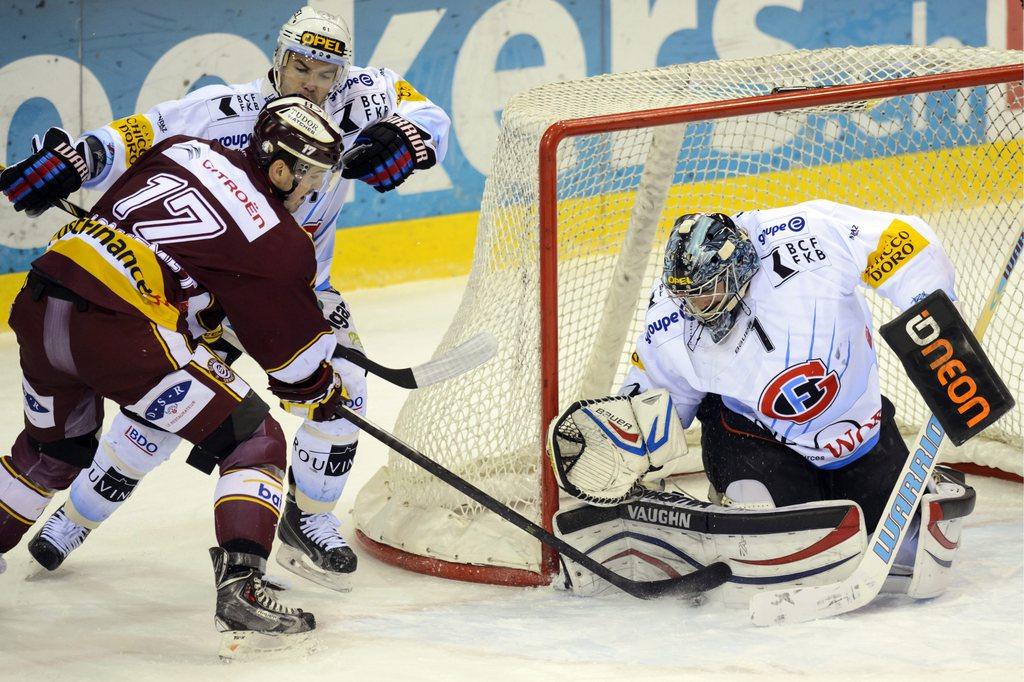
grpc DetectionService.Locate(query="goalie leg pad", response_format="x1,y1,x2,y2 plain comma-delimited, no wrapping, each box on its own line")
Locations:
554,489,867,606
900,468,975,599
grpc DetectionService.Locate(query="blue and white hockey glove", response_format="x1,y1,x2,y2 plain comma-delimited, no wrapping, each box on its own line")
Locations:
0,127,91,216
340,115,436,193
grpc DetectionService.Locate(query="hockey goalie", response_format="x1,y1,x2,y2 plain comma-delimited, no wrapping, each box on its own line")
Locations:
546,201,1015,607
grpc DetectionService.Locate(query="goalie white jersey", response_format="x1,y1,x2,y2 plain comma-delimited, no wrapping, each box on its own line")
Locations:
624,200,956,469
81,66,451,288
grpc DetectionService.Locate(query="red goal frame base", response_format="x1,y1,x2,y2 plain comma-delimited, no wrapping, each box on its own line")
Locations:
355,530,552,587
948,462,1024,483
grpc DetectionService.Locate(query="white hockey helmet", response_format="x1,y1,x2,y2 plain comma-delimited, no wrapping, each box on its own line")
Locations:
273,6,353,100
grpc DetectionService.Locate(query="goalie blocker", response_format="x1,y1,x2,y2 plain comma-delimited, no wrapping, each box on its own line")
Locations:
880,289,1014,445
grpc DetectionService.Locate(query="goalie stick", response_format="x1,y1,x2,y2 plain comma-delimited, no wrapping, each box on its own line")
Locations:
328,406,733,600
0,164,498,390
749,230,1024,626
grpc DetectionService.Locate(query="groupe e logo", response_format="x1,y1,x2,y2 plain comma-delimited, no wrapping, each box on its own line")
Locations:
757,215,806,245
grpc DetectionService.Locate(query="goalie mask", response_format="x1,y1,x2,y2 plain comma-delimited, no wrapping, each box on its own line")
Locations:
249,96,344,195
663,213,758,343
273,6,353,103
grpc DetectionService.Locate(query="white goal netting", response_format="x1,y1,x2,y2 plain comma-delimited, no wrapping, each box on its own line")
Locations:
355,46,1023,580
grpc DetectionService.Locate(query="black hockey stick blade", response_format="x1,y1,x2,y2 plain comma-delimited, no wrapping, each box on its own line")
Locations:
337,404,732,599
335,331,498,389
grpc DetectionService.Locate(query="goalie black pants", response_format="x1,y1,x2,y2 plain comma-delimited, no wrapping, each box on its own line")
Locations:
697,394,907,533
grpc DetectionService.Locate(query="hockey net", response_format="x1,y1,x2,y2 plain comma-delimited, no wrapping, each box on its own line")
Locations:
354,46,1024,585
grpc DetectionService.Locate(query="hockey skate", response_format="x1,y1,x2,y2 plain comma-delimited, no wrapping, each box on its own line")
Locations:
210,547,316,660
275,493,357,592
28,504,90,571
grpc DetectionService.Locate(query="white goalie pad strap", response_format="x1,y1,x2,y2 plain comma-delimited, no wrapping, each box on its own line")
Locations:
0,456,53,525
906,476,975,599
629,389,689,477
554,489,866,606
547,396,649,507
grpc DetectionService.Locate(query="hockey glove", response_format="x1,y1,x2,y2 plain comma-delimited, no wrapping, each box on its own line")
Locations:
0,127,91,216
269,362,347,422
340,115,436,193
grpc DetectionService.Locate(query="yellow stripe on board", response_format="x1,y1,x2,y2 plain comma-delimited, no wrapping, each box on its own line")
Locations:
555,141,1024,259
328,210,479,290
0,272,27,332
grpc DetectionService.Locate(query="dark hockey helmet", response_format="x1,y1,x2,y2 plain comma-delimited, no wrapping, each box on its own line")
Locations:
662,212,758,326
249,95,343,183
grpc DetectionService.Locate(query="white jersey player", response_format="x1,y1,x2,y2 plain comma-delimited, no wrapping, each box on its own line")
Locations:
1,6,450,590
547,200,975,602
624,201,955,527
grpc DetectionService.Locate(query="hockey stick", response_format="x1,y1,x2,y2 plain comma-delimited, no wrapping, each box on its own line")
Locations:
331,405,733,600
333,333,498,389
221,315,497,390
0,163,498,390
749,230,1024,626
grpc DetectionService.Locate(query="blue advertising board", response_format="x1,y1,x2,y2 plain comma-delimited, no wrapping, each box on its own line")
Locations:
0,0,1011,277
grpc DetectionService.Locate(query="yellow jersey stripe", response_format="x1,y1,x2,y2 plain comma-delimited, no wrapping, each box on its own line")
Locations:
214,495,281,517
47,222,179,329
265,330,332,374
0,498,34,526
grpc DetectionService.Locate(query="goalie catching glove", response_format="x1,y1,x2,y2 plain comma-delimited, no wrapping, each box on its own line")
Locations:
340,115,436,193
269,361,346,422
547,389,690,506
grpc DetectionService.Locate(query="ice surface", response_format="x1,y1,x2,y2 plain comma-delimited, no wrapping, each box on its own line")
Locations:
0,276,1020,681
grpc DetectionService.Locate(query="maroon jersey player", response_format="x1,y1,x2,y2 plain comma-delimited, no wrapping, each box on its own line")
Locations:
0,96,345,657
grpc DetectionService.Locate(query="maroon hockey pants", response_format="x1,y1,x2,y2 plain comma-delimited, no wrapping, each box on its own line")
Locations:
0,281,283,556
